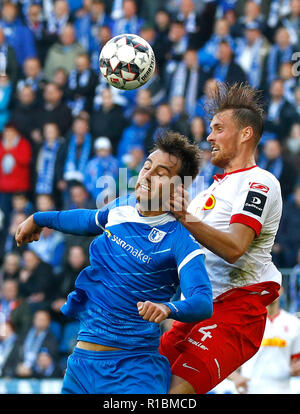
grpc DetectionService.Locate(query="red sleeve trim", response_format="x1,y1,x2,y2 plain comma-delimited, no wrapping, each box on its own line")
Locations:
291,352,300,361
230,213,262,237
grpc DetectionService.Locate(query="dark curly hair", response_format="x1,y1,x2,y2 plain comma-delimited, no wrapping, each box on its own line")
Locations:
152,131,201,181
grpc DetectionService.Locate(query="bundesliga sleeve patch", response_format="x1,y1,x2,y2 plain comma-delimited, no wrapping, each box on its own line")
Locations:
243,191,267,217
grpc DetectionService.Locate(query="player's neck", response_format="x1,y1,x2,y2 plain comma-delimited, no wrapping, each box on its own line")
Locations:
223,154,256,174
136,203,168,217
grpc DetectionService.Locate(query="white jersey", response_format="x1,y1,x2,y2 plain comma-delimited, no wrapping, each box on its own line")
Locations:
240,310,300,394
188,166,283,299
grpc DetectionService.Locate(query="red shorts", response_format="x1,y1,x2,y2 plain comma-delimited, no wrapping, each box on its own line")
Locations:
159,281,280,394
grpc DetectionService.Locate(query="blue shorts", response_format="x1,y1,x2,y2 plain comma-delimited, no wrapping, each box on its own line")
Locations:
61,347,171,394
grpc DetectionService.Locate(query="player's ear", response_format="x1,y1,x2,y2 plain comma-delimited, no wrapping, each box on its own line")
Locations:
240,126,253,144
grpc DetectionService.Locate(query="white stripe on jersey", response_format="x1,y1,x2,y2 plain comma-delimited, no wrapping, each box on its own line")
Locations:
107,206,176,227
178,249,205,276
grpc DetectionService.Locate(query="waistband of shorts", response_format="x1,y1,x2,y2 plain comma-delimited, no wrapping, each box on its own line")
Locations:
72,346,160,360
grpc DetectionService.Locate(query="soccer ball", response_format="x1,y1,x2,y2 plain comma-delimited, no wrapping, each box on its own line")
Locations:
99,34,156,90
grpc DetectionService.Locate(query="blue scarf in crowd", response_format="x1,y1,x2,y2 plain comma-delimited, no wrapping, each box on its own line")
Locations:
64,133,92,180
267,44,294,85
36,140,60,194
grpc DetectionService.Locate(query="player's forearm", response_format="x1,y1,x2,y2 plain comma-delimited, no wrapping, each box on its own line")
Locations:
33,209,101,236
164,292,213,323
180,213,244,263
164,255,213,323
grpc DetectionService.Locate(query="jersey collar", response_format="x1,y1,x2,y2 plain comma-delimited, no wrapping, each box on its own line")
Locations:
213,165,258,182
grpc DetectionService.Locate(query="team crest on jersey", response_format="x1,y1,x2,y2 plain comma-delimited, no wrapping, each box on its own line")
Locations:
202,194,216,211
148,228,167,243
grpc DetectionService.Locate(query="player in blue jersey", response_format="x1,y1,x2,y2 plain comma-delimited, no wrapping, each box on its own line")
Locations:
15,132,213,394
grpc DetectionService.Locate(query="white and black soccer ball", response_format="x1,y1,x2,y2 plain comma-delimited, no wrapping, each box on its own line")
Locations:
99,34,156,90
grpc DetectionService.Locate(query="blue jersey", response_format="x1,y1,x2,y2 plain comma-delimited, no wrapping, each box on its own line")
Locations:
34,196,212,351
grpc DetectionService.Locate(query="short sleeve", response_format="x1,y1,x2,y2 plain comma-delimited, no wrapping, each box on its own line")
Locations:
230,173,282,237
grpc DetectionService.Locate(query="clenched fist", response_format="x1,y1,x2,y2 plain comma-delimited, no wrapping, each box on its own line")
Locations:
137,300,171,323
15,214,42,247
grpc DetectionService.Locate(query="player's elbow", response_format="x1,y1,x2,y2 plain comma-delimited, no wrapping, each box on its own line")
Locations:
225,246,246,264
190,296,213,323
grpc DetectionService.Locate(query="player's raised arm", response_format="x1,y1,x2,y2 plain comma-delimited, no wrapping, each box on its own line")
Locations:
15,209,107,247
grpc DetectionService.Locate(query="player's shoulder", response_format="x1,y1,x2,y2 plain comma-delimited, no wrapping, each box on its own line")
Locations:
245,166,281,191
98,195,136,213
173,220,204,247
279,309,300,326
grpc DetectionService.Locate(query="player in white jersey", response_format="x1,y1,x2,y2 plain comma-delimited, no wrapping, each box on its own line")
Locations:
159,82,283,394
230,288,300,394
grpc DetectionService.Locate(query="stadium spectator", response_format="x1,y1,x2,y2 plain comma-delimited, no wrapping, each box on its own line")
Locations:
89,24,112,74
264,78,299,142
35,193,56,213
112,0,144,36
2,211,28,258
189,140,221,198
231,0,268,39
265,26,295,87
235,20,271,89
0,74,12,132
15,309,58,378
0,27,18,86
279,61,298,104
34,122,66,207
275,184,300,267
25,3,57,66
208,40,247,85
230,287,300,394
197,17,234,71
63,182,95,210
258,138,297,200
276,0,300,48
0,122,32,227
11,193,34,217
18,250,54,313
46,0,72,39
32,347,63,379
169,48,208,118
90,87,128,154
65,53,98,116
189,115,207,143
0,321,21,378
74,0,112,56
0,2,37,67
63,115,92,187
28,226,65,275
10,86,41,143
117,106,153,161
164,19,188,93
83,136,119,205
43,23,86,82
289,248,300,313
169,96,190,137
0,279,32,336
35,82,73,137
0,252,21,282
17,57,46,104
50,245,88,324
286,122,300,168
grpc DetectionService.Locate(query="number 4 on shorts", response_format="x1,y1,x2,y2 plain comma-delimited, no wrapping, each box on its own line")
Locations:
198,324,217,341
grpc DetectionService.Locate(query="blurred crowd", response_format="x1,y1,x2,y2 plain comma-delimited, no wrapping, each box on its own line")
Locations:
0,0,300,380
